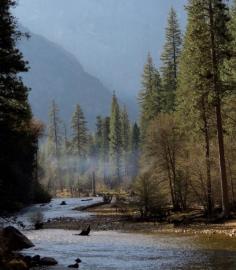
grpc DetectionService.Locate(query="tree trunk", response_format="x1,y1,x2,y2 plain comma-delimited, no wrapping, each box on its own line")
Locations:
208,0,229,217
201,97,213,216
227,157,235,207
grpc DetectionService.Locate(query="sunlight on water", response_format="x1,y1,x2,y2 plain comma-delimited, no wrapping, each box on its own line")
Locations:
22,229,236,270
15,198,101,227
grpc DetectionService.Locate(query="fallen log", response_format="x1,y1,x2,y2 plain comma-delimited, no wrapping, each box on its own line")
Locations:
74,201,108,211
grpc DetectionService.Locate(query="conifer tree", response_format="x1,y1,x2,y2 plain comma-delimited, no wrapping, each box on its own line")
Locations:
95,116,103,159
109,93,122,185
71,104,88,158
47,100,62,158
101,117,110,184
161,7,182,112
121,106,131,176
0,0,39,210
47,100,63,190
139,53,162,139
178,0,232,217
130,122,140,178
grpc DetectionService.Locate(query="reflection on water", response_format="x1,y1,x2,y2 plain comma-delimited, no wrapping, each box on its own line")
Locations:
23,229,236,270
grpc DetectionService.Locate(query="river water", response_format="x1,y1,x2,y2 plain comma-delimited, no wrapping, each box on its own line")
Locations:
18,198,236,270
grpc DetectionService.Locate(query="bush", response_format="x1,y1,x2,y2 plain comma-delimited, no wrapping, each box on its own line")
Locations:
134,172,167,217
29,210,44,226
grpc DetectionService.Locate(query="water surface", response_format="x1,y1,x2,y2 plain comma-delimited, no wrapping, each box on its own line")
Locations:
23,229,236,270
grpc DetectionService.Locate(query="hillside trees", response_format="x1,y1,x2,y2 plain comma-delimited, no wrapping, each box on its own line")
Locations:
39,95,138,195
134,2,236,218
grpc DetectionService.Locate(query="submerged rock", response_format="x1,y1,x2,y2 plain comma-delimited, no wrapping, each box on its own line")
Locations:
40,257,58,266
68,262,79,268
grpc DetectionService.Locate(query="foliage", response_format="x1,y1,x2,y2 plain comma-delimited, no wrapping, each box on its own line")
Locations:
134,172,167,217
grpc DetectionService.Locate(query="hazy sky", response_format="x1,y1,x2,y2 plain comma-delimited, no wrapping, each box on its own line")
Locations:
15,0,188,97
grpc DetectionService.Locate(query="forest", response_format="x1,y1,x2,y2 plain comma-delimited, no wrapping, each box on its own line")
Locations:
1,0,236,222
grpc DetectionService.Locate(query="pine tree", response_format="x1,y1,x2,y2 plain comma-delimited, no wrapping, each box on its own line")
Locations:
130,122,140,178
161,7,182,112
207,0,232,217
47,100,62,158
139,53,162,139
47,100,63,191
71,104,88,158
95,116,103,159
101,117,110,185
109,93,122,186
121,106,131,176
0,0,38,210
177,0,232,217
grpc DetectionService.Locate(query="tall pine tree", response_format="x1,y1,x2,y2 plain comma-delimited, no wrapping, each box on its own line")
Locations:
101,117,110,185
178,0,232,217
47,100,62,158
71,104,88,159
161,7,182,112
121,106,131,177
130,122,140,178
139,53,162,139
109,93,122,186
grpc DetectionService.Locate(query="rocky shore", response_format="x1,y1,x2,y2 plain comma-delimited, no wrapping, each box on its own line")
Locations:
0,226,80,270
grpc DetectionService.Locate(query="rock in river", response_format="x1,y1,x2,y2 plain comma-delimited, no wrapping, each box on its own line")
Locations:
6,259,28,270
1,226,34,251
40,257,58,266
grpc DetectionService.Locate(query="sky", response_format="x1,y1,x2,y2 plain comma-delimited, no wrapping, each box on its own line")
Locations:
14,0,188,98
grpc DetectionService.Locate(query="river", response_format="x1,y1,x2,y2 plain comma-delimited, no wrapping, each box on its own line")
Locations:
16,198,236,270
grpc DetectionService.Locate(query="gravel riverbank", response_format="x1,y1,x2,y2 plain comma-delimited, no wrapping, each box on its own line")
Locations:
43,203,236,238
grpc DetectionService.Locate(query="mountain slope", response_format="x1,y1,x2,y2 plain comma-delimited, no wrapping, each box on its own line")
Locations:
15,0,187,98
18,31,114,129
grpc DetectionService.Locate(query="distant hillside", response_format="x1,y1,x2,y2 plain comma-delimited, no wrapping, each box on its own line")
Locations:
18,31,118,129
15,0,187,98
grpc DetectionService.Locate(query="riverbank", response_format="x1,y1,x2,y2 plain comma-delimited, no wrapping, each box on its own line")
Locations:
43,202,236,238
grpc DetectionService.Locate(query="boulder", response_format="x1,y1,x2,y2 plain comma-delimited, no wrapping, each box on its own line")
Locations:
7,259,28,270
2,226,34,251
60,201,67,206
32,255,40,263
40,257,58,266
